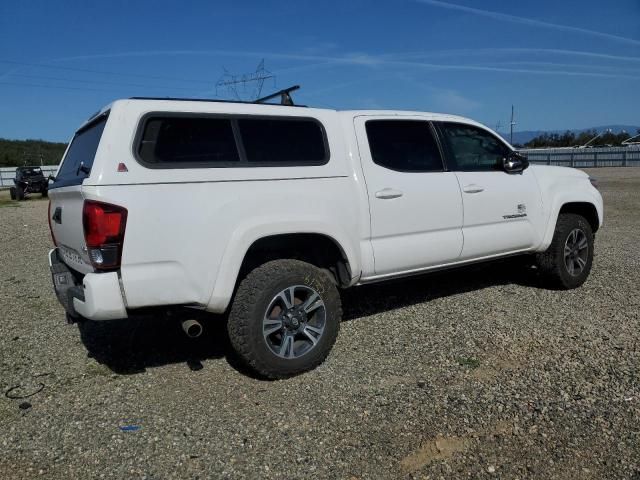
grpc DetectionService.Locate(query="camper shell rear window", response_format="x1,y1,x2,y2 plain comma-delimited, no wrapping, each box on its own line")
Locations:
135,113,329,168
51,113,109,189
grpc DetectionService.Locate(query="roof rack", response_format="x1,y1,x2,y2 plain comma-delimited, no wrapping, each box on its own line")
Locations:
255,85,300,106
130,85,304,107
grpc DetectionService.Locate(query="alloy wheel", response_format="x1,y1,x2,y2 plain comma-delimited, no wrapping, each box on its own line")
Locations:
564,228,589,276
262,285,326,359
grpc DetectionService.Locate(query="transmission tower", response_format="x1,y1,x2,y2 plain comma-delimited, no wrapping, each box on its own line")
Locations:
215,59,275,101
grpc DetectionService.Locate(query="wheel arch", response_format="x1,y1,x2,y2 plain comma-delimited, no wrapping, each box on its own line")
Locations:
540,197,602,251
207,227,359,313
559,202,600,233
238,233,353,286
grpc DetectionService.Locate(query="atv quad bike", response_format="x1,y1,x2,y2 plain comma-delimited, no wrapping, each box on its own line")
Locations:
10,166,49,201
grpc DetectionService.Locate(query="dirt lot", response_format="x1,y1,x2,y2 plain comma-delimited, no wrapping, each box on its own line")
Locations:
1,168,639,479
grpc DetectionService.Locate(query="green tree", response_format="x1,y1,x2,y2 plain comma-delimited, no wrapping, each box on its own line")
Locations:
524,129,630,148
0,138,67,167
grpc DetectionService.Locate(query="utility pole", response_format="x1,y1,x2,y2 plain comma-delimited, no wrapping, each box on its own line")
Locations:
510,105,516,145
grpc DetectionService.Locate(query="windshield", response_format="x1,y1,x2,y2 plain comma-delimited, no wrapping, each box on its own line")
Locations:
18,167,43,177
51,114,108,189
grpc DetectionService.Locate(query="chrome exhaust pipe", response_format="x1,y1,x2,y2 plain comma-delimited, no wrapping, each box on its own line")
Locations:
181,319,203,338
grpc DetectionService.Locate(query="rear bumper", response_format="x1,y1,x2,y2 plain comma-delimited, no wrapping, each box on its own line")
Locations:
17,181,46,192
27,183,47,192
48,248,127,320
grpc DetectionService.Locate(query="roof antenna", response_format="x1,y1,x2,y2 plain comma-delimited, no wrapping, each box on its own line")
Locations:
255,85,300,106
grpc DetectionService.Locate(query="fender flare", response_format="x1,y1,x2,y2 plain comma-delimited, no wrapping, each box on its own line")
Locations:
539,192,603,251
206,222,360,313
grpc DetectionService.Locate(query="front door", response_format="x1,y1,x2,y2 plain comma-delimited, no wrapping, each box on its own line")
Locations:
355,116,464,276
435,122,544,259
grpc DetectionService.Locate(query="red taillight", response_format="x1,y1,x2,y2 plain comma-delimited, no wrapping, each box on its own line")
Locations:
82,200,127,269
48,200,57,246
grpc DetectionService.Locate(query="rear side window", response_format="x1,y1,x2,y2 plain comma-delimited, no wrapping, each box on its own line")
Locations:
52,115,108,188
138,117,239,166
365,120,444,172
237,118,327,165
136,114,328,168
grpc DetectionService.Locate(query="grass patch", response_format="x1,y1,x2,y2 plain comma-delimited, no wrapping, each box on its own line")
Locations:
0,197,19,208
456,356,480,369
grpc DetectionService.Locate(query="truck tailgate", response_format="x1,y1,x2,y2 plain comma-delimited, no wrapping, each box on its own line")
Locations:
48,187,93,274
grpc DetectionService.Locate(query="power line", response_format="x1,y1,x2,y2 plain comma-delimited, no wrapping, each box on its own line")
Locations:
0,59,211,85
0,81,133,94
8,73,197,91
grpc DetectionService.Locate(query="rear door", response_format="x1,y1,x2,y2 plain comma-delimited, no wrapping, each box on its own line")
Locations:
355,116,464,276
435,121,543,259
48,114,109,273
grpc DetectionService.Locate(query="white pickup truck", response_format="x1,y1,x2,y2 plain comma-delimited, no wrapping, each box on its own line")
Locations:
48,96,603,378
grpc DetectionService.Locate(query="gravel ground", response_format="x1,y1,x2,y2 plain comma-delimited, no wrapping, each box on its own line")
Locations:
1,167,639,480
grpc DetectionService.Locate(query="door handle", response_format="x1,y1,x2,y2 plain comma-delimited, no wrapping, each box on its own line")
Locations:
462,184,484,194
375,188,403,199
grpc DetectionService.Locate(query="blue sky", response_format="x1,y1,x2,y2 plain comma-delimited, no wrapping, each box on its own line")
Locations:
1,0,639,141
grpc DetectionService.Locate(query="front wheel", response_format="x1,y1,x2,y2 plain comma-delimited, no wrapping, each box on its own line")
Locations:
536,213,594,289
15,186,25,201
227,259,342,379
9,187,16,200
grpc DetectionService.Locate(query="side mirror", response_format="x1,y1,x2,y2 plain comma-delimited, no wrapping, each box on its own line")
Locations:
503,151,529,174
48,174,56,182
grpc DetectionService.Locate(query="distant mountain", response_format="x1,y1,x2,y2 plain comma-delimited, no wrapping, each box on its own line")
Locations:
500,125,640,146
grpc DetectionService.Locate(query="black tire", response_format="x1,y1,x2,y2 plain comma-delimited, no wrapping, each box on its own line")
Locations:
227,259,342,379
9,187,16,200
536,213,594,289
15,186,24,201
41,189,48,198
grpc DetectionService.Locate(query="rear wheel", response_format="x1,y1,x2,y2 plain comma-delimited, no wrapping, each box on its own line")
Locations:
9,187,16,200
41,188,48,198
227,259,341,379
536,213,594,289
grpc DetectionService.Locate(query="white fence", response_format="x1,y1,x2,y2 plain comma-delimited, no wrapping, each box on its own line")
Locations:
519,146,640,168
0,166,58,189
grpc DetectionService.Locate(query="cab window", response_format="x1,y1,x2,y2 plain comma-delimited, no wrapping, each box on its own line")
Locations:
437,122,508,172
